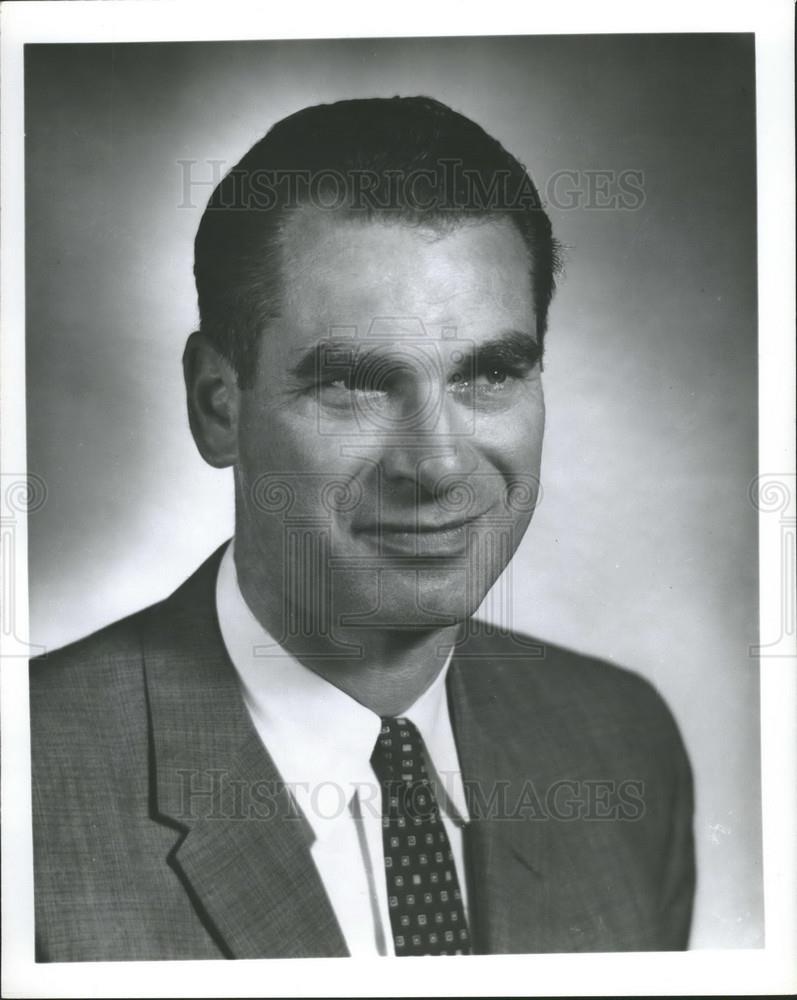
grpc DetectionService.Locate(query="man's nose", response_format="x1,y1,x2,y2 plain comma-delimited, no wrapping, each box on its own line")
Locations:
378,387,480,496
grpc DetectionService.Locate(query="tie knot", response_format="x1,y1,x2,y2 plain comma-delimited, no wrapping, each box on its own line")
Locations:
371,717,428,786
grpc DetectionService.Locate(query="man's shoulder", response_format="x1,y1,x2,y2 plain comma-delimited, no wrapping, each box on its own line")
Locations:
452,620,689,767
29,544,226,703
456,619,664,701
28,602,160,732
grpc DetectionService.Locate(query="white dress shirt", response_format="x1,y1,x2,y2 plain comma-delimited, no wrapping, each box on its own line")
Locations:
215,540,471,956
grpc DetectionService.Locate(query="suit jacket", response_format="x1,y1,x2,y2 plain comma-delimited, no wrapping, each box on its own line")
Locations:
30,545,695,961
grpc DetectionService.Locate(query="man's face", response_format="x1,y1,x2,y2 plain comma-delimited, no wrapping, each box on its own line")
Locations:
233,210,544,642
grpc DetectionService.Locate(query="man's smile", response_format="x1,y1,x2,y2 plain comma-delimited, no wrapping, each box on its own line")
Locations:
352,511,492,557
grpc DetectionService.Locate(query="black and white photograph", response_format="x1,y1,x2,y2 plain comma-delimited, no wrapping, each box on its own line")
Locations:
1,2,794,997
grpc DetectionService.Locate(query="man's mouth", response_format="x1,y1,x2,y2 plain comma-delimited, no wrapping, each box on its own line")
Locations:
354,514,485,557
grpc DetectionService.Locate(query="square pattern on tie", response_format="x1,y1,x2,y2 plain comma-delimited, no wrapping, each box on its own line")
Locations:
370,716,471,956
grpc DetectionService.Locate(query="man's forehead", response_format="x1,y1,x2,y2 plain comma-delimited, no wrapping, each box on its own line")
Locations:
279,205,529,275
276,207,534,344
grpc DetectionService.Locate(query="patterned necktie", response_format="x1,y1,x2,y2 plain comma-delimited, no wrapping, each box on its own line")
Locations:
370,716,472,956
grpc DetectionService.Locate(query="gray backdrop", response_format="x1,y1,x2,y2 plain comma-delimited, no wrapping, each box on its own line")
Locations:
25,35,761,948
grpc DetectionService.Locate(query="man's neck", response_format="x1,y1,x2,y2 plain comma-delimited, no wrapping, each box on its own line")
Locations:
289,625,461,717
234,549,461,716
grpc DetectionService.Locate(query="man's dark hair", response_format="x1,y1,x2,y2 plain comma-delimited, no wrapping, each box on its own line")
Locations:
194,95,559,388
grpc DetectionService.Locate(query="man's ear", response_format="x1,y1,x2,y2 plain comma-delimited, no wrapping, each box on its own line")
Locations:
182,331,241,468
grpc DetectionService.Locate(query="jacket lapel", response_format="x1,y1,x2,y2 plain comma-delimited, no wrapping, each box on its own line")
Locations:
142,546,348,958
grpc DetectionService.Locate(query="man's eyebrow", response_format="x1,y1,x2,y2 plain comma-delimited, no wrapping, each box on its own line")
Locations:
456,330,541,370
287,329,541,381
287,340,357,382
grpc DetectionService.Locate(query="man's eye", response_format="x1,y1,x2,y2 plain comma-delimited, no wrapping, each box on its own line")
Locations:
450,365,515,393
317,371,389,400
480,367,509,386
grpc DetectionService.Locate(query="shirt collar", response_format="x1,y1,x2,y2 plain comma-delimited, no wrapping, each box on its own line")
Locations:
215,540,462,840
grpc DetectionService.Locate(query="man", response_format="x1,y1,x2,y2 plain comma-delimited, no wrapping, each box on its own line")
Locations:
30,96,695,960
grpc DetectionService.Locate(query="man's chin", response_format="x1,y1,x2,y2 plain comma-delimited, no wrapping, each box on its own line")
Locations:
331,567,489,632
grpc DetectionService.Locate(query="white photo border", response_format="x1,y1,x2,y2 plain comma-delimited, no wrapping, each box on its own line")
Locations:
2,1,794,996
